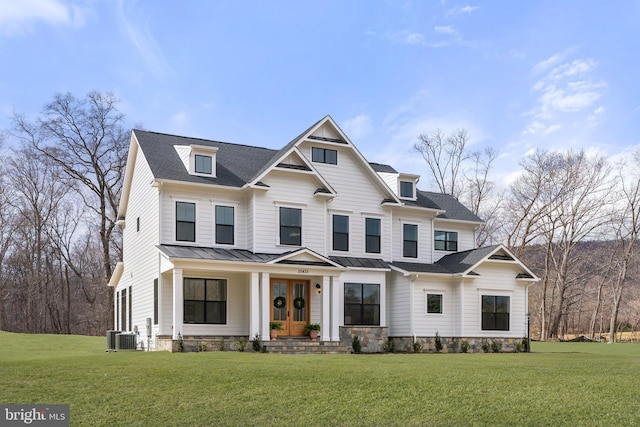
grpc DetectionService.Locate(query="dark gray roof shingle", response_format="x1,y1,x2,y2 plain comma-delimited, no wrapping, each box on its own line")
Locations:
435,245,500,274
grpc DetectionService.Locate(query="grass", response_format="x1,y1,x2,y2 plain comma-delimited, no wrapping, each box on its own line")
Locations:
1,332,639,426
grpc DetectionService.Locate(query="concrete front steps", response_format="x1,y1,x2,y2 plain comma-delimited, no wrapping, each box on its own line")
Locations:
262,338,350,354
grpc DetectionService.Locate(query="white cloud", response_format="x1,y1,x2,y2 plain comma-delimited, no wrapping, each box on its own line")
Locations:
434,25,456,35
447,5,479,16
117,0,173,80
384,30,426,45
342,114,373,140
0,0,87,36
523,52,606,136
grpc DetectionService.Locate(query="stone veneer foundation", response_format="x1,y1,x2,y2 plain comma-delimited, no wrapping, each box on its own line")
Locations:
390,336,527,353
339,326,389,353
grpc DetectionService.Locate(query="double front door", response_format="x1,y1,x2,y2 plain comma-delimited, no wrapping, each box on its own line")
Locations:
270,279,309,336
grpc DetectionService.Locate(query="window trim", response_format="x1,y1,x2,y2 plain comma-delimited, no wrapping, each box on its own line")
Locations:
425,292,444,315
402,223,418,259
183,277,228,325
215,205,235,246
365,217,381,254
189,145,218,177
399,180,415,199
279,206,303,246
332,214,349,252
344,283,380,326
175,201,197,243
435,230,458,252
480,294,511,331
311,147,338,165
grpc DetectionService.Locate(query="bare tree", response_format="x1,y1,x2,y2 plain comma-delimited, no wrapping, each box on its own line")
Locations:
11,91,128,282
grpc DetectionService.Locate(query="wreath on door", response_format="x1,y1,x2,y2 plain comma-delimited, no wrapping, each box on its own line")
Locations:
293,297,305,310
273,296,286,309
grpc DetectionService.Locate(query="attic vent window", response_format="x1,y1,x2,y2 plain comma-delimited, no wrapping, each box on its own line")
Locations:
195,155,212,174
312,147,337,165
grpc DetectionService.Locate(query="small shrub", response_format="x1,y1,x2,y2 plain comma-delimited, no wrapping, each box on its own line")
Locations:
197,342,207,352
413,340,423,353
235,338,248,352
460,340,470,353
176,333,185,353
218,339,225,351
251,334,261,352
522,337,529,353
481,341,490,353
515,342,523,353
434,331,443,352
491,340,502,353
383,339,395,353
352,336,361,353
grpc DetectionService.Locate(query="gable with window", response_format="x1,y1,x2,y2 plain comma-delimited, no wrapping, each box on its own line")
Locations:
311,147,337,165
482,295,510,331
184,278,227,324
280,207,302,246
435,230,458,251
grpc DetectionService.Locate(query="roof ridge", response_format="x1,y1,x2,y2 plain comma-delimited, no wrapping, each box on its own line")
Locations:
133,129,277,152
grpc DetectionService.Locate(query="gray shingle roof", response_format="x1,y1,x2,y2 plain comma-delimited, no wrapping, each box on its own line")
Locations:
434,245,500,274
134,130,278,187
369,162,398,174
419,191,483,222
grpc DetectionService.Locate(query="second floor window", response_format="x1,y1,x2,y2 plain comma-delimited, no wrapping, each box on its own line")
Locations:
215,206,234,245
403,224,418,258
332,215,349,251
365,218,381,253
435,231,458,251
195,154,212,174
280,207,302,246
312,147,337,165
176,202,196,242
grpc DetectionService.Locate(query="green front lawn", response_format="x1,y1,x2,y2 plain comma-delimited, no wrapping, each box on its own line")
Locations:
0,332,639,426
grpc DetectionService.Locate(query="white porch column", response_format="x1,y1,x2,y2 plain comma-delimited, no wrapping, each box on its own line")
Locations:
172,268,183,339
321,275,331,341
260,272,270,340
330,275,341,341
249,272,260,339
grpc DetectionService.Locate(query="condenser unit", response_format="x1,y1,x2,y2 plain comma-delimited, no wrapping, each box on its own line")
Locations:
115,333,137,351
106,330,121,352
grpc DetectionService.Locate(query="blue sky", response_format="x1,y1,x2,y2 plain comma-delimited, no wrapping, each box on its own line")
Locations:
1,0,639,187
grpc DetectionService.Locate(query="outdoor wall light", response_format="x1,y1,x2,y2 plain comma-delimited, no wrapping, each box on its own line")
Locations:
315,283,321,294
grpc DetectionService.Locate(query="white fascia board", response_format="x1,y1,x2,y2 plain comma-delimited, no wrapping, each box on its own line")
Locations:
108,261,124,287
117,131,140,220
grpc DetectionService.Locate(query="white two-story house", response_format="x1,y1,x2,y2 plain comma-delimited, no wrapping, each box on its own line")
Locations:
109,116,537,352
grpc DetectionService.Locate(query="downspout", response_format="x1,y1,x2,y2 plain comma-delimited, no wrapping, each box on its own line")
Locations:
410,274,416,343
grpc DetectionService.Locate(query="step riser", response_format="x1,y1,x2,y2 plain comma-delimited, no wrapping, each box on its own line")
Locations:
262,340,350,354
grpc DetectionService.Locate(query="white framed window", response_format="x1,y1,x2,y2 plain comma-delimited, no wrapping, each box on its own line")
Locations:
425,292,444,314
189,145,218,177
215,205,235,245
402,223,418,259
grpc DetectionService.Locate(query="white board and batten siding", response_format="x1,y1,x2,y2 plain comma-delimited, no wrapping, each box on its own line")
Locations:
461,263,528,338
116,144,160,337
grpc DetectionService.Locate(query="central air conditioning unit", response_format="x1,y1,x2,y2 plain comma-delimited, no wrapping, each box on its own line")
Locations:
106,330,121,352
115,333,137,351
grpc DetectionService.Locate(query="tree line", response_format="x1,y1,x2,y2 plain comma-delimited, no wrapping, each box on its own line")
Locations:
0,91,638,340
416,130,640,342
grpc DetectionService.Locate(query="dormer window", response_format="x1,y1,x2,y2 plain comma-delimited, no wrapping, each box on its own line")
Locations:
400,181,414,198
195,154,212,174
